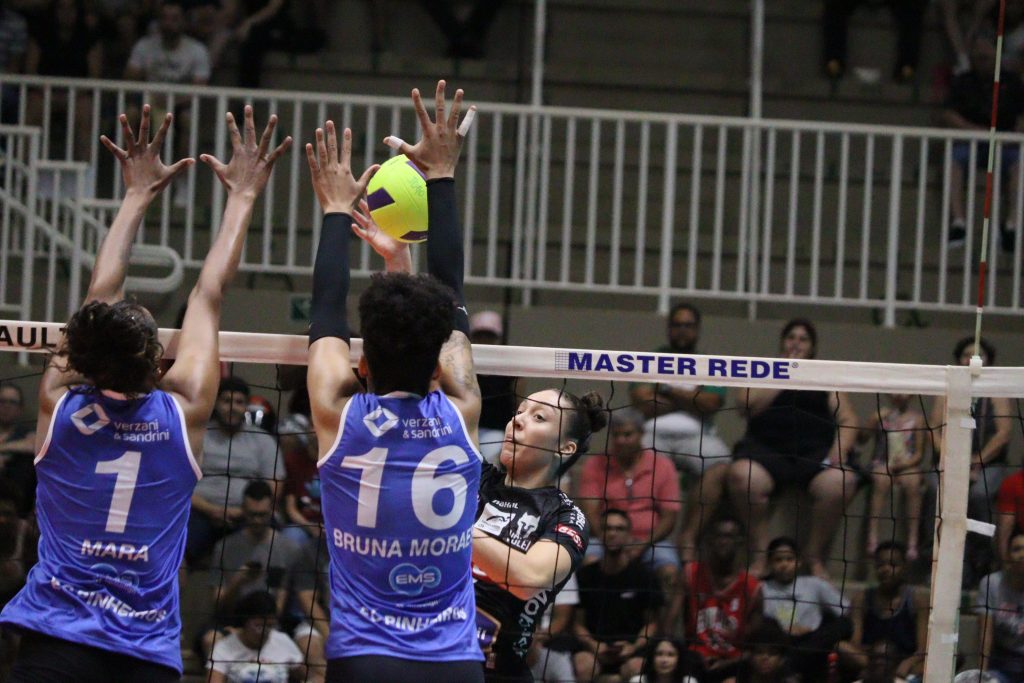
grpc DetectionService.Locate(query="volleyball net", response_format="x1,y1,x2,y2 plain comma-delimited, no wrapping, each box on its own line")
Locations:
1,320,1022,682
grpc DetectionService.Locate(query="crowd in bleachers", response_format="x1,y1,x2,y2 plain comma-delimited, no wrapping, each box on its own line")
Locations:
1,302,1021,682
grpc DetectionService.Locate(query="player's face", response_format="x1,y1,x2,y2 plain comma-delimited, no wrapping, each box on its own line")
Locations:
652,641,679,675
500,390,574,480
608,422,643,458
768,547,798,583
781,325,814,360
667,308,699,352
215,390,249,429
0,386,22,426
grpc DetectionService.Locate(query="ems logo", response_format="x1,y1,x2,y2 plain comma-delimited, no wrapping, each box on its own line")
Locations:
71,403,110,436
388,563,441,596
363,406,399,437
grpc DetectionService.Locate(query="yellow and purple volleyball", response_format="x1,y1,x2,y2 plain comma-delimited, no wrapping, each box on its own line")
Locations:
366,154,429,243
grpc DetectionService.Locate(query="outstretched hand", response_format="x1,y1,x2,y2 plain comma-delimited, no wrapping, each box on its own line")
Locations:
201,105,292,199
305,121,379,215
384,80,475,180
100,104,194,197
351,198,408,262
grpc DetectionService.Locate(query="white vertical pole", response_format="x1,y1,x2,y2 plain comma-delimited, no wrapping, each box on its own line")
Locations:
924,366,974,680
531,0,547,109
747,0,765,320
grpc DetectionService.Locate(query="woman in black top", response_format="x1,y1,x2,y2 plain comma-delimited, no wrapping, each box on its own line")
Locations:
471,388,606,682
726,319,859,579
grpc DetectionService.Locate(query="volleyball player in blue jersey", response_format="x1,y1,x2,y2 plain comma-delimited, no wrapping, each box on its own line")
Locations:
0,105,290,682
305,81,485,682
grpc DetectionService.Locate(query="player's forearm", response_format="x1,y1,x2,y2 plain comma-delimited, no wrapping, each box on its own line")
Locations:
472,534,565,598
425,178,468,334
193,195,255,301
308,213,353,344
86,190,154,302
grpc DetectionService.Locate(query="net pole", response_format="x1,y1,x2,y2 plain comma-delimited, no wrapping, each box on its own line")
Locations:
973,0,1007,355
924,366,974,680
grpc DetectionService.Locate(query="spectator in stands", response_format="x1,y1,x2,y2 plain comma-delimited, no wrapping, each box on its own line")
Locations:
722,620,799,683
125,0,210,205
683,515,763,679
202,479,302,660
470,310,518,464
854,640,908,683
286,534,329,683
420,0,505,59
528,574,578,683
761,536,852,681
930,337,1012,585
573,509,662,683
182,0,231,69
188,376,283,566
864,393,927,562
822,0,928,82
91,0,155,78
976,529,1024,683
220,0,324,88
635,637,702,683
845,541,928,681
938,0,991,74
0,481,35,608
280,382,321,551
727,318,860,578
207,590,305,683
24,0,101,164
996,465,1024,566
630,303,730,561
0,383,36,516
631,302,729,473
0,0,28,124
577,406,682,625
943,31,1024,251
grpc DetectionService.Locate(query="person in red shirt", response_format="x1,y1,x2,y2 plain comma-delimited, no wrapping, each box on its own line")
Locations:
683,516,763,678
996,468,1024,565
577,407,683,626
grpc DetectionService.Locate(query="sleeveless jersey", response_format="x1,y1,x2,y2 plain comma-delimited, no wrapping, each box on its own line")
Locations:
318,391,483,662
684,562,762,662
0,386,200,673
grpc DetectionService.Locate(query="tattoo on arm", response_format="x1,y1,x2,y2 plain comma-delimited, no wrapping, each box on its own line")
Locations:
441,336,480,399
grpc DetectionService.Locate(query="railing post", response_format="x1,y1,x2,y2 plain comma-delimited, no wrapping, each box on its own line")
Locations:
68,166,85,317
884,134,903,328
657,123,678,315
924,365,973,680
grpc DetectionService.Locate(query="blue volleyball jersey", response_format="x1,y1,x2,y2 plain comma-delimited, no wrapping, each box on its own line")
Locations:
0,386,200,673
318,390,483,661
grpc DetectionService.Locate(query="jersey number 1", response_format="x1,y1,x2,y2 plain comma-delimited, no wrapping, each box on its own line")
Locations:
341,446,469,530
95,451,142,534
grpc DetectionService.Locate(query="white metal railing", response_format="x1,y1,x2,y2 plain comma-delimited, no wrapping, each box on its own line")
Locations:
2,75,1023,324
0,125,182,326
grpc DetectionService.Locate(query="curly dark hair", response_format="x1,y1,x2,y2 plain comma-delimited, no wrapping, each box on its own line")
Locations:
556,389,607,476
358,272,456,396
61,300,162,396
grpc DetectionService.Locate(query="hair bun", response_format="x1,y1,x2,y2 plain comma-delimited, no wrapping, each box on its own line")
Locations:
579,390,608,433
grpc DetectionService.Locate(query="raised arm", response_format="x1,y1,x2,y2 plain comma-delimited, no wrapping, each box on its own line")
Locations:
161,106,291,458
389,80,480,430
305,122,379,453
37,107,192,425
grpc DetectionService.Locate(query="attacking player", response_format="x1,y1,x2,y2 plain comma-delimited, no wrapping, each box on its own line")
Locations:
304,81,484,682
0,105,290,681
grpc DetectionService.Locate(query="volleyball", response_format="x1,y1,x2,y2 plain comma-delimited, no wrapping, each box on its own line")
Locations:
366,154,429,243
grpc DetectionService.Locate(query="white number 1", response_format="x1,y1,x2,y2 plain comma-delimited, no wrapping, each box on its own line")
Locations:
95,451,142,534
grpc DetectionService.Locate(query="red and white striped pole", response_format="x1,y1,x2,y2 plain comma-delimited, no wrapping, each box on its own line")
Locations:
974,0,1007,361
